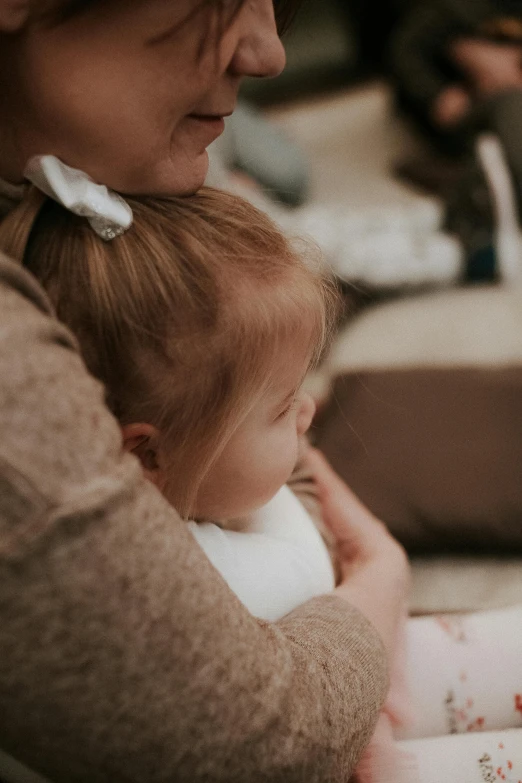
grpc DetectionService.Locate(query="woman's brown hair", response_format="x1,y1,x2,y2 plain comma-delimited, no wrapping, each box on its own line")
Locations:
0,187,337,517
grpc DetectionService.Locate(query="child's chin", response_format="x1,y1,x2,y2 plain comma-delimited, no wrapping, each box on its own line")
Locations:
199,496,276,525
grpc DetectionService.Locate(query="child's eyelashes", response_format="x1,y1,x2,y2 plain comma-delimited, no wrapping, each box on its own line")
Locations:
276,398,297,421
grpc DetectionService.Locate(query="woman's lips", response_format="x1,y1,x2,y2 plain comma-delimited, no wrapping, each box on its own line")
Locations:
186,114,226,143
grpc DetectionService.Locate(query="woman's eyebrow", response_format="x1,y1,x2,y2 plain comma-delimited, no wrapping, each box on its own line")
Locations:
146,1,242,49
146,22,185,47
145,21,186,47
145,1,215,48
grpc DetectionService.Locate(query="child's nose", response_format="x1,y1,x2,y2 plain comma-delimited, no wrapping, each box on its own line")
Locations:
296,393,316,436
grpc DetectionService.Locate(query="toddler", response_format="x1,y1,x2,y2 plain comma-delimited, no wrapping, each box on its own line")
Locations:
2,159,522,783
1,160,413,783
0,167,341,621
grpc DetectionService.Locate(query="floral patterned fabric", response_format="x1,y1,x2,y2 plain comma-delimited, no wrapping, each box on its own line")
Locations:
397,730,522,783
373,607,522,781
399,608,522,741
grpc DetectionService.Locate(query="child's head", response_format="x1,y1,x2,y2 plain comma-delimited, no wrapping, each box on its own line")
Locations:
1,186,337,519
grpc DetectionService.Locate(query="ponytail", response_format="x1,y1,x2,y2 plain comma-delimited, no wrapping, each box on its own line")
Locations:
0,188,47,263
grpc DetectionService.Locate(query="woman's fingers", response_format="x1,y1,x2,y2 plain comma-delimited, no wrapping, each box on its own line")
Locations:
305,448,378,524
304,448,399,561
302,452,410,656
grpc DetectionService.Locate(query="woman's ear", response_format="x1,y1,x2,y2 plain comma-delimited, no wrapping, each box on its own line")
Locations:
121,422,164,488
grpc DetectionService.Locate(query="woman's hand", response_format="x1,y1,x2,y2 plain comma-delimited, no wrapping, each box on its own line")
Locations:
304,447,407,574
304,448,410,658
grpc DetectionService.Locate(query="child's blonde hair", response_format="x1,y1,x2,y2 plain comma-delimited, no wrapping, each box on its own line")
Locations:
0,186,338,516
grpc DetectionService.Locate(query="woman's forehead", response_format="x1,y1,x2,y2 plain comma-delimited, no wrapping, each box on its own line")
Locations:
39,0,242,18
35,0,300,34
28,0,241,41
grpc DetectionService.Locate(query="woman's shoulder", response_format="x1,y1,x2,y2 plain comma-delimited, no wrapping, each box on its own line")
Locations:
0,252,142,550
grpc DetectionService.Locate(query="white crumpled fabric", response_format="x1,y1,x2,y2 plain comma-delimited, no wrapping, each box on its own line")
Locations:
24,155,133,241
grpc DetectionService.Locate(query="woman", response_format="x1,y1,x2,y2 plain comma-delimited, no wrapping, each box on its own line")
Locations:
0,3,408,782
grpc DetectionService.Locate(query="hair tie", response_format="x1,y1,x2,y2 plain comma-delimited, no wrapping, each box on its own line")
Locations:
24,155,133,241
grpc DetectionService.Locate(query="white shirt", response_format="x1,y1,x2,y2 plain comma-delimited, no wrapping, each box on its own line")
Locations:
189,485,335,622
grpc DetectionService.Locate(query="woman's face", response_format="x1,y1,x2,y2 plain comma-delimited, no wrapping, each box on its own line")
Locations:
5,0,286,195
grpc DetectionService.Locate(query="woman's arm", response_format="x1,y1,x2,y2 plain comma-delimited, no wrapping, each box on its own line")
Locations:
0,254,388,783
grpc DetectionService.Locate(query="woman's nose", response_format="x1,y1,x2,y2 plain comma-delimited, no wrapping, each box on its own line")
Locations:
296,393,316,437
228,0,286,79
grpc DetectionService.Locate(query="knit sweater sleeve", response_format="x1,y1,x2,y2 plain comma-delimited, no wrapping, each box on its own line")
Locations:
0,253,388,783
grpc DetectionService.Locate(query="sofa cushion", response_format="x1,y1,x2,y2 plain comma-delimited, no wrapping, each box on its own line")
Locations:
315,286,522,553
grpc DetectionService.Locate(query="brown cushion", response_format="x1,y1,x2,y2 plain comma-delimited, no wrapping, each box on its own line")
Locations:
315,367,522,553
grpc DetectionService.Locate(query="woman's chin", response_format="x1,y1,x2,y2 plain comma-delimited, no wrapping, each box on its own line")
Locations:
159,151,210,196
120,152,209,197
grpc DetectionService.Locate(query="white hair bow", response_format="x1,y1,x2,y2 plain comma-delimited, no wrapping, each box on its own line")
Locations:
24,155,133,241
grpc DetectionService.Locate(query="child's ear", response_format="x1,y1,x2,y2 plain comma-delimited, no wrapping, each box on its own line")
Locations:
0,1,32,31
121,423,164,487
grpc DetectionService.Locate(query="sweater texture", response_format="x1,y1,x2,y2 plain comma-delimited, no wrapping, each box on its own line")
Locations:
0,250,388,782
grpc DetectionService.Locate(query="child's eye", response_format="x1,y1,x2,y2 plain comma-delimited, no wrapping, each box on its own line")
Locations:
276,399,296,421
